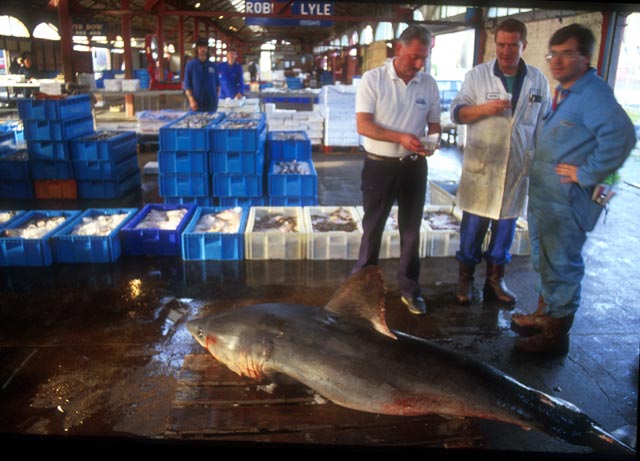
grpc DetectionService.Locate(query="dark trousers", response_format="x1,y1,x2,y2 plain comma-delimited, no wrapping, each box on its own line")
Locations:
353,155,427,298
455,211,517,266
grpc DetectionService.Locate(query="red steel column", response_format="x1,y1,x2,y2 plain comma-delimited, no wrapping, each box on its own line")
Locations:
57,0,74,82
121,0,135,117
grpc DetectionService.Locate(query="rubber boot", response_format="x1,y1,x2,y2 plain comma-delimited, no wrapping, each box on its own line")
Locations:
514,314,575,356
456,262,475,305
483,262,517,305
511,295,546,336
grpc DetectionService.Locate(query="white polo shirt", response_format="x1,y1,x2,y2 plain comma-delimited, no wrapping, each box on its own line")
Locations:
356,59,441,157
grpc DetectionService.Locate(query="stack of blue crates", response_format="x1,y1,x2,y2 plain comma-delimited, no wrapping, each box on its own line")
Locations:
266,131,318,206
134,69,151,89
209,112,267,207
158,112,225,206
0,130,31,199
69,131,141,199
19,95,94,185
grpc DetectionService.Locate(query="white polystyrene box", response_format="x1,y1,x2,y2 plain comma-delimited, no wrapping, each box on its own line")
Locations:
304,206,363,260
245,207,306,260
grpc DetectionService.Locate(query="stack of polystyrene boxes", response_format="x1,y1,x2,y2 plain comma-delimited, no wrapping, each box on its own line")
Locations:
265,107,324,146
19,94,95,199
158,112,225,206
320,85,359,148
69,131,141,199
209,112,267,208
266,131,318,206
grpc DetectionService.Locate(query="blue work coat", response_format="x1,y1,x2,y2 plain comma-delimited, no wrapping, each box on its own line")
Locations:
183,58,219,112
530,68,636,232
218,61,245,99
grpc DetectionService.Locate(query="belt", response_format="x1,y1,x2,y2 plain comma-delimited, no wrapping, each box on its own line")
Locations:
366,153,421,163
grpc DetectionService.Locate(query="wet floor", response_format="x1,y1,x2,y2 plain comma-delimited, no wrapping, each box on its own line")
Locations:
0,143,638,458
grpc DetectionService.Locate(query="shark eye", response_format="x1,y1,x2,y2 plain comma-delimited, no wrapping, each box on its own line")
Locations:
197,327,204,338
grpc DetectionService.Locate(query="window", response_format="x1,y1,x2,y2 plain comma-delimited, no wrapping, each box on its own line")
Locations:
487,7,532,18
33,23,60,40
375,22,393,41
0,16,30,37
360,25,373,45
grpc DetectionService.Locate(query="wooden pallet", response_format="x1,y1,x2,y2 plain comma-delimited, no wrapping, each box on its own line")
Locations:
166,354,485,449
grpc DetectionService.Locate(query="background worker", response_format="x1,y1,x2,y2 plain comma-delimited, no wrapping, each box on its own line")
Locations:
218,49,245,99
183,37,220,112
449,18,550,306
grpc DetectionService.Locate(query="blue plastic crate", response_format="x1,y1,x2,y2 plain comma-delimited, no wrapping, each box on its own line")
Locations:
18,95,92,121
0,121,24,145
23,116,95,141
267,159,318,197
268,196,319,206
0,131,16,154
210,119,266,153
76,170,141,199
73,152,139,180
0,210,81,266
218,196,265,208
70,131,137,163
209,145,265,174
164,196,213,206
120,203,196,256
51,208,138,263
27,140,71,161
158,150,209,174
0,179,33,199
0,210,25,230
29,159,74,180
181,206,249,260
212,173,263,198
0,150,29,180
158,173,210,197
159,112,225,151
267,131,312,161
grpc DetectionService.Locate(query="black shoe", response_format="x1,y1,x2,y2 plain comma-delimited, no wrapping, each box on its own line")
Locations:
401,295,427,315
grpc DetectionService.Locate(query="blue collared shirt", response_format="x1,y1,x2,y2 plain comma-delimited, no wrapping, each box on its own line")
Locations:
183,58,219,112
218,61,245,99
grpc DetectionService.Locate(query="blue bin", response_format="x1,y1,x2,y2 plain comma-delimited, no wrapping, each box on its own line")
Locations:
181,206,249,260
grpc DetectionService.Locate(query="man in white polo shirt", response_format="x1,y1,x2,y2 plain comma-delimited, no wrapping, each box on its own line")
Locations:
353,24,441,315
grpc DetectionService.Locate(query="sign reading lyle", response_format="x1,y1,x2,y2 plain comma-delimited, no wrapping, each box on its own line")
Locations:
246,0,334,27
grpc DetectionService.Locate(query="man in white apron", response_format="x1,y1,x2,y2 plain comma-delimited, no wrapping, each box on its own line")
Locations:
450,18,550,306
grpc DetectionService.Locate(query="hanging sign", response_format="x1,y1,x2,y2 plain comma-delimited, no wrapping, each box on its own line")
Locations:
246,0,334,27
72,22,106,37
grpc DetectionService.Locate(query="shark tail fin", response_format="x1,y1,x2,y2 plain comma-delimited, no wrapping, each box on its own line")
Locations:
324,266,397,340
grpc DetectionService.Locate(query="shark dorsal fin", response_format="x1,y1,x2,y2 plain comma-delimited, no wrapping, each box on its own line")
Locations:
324,266,397,340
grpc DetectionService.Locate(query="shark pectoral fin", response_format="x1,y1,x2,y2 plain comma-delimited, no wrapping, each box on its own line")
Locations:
324,266,397,340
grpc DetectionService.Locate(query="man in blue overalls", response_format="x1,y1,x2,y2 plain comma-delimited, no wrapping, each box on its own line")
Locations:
218,49,245,100
511,24,636,355
183,37,219,112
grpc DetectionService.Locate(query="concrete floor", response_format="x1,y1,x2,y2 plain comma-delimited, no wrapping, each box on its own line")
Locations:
0,141,638,459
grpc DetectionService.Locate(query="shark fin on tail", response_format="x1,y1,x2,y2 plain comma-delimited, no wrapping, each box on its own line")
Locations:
324,266,397,340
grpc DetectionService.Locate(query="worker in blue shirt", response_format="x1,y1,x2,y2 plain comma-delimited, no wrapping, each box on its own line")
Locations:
183,37,219,112
511,24,636,355
218,49,245,99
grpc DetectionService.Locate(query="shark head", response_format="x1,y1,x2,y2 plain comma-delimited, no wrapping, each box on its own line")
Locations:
187,308,276,379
